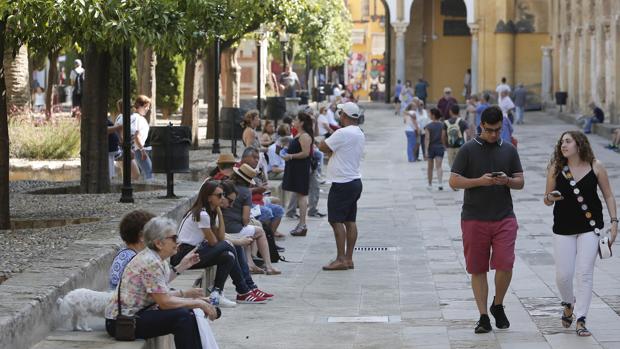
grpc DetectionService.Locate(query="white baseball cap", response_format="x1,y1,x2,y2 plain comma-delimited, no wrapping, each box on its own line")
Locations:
336,102,361,118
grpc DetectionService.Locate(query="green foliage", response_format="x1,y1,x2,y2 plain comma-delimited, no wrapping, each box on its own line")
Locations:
8,119,80,160
156,53,183,117
106,47,137,112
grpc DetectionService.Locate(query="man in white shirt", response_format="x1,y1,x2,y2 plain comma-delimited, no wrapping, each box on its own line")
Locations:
495,77,511,96
266,136,290,180
319,102,365,271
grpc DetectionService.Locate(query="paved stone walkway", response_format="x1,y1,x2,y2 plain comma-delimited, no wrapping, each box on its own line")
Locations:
174,108,620,349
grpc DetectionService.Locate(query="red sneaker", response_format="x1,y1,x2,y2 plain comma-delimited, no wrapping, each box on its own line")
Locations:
236,291,267,304
252,288,273,299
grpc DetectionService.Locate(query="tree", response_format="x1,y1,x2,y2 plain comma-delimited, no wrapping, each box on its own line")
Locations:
0,11,10,229
136,42,157,124
156,53,183,119
3,46,30,115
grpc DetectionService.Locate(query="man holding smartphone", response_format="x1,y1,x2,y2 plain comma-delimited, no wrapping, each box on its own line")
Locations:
449,106,524,334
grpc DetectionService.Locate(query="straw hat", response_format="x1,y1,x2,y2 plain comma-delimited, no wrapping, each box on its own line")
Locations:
232,163,257,185
216,153,236,165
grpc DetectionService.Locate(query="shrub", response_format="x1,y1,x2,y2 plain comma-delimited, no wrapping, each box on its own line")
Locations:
156,53,184,119
8,119,80,160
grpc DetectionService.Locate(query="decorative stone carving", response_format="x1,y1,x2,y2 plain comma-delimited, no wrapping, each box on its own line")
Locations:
495,20,517,33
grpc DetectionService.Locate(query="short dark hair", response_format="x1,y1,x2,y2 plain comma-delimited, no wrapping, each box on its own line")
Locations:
501,77,507,83
119,210,156,244
282,116,293,125
450,104,460,115
241,147,258,159
430,108,442,120
480,106,503,125
482,93,491,102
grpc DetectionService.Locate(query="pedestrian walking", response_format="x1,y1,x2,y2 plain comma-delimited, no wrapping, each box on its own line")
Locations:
448,105,525,334
443,104,468,168
115,95,153,181
498,90,516,124
414,78,429,105
475,93,491,134
437,87,458,120
544,130,617,337
319,102,365,271
513,84,527,124
70,59,85,117
496,77,511,96
424,108,446,190
465,95,479,140
404,102,420,162
399,80,414,116
464,68,472,99
394,80,403,115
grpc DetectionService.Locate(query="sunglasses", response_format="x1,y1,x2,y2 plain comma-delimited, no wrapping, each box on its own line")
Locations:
211,192,224,198
164,235,178,243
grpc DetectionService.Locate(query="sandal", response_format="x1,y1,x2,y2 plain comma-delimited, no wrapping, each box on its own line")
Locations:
265,268,281,275
561,302,574,328
576,317,591,337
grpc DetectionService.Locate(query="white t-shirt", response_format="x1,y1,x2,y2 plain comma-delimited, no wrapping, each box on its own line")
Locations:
499,96,515,116
416,109,430,130
325,125,365,183
115,113,151,150
404,111,417,132
266,143,285,172
496,83,511,95
178,210,219,246
326,109,339,126
317,113,331,136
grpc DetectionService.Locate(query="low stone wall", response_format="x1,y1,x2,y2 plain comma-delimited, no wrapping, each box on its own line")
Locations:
9,159,81,182
0,182,200,349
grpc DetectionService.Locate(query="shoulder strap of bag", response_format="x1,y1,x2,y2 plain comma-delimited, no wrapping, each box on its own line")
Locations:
117,254,137,316
561,166,601,236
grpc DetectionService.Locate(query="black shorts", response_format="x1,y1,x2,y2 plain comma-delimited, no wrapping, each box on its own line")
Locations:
394,97,400,103
327,179,363,223
427,145,445,159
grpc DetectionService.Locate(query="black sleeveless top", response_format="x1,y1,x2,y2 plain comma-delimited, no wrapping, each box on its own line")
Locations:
552,168,604,235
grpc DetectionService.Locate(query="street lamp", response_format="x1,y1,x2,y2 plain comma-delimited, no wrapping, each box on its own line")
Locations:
212,36,221,154
279,32,289,73
120,44,134,203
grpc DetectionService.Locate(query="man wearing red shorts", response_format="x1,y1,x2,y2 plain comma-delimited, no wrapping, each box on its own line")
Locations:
449,106,524,333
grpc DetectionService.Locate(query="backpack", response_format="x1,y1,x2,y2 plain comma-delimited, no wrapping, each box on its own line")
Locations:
259,220,281,263
445,118,464,147
74,70,84,95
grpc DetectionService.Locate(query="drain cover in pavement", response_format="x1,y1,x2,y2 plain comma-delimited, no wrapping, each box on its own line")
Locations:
354,246,398,252
327,316,400,323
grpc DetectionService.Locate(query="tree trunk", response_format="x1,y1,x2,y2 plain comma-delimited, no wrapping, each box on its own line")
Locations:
45,49,59,120
206,44,218,139
181,56,201,149
80,45,111,193
0,18,10,229
3,45,30,116
221,47,241,108
136,43,157,125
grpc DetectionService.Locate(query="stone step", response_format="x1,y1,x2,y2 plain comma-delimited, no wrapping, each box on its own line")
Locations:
31,331,147,349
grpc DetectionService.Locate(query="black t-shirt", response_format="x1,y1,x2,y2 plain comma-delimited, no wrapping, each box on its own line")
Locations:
451,137,523,221
552,169,603,235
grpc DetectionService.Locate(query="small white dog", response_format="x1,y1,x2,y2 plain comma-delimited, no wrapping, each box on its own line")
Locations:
57,288,113,331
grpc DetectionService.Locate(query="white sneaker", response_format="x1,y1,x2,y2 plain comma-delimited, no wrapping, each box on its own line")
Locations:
426,185,433,191
210,290,237,308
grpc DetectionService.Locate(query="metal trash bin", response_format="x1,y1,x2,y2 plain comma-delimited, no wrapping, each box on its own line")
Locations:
555,91,568,112
266,97,286,121
149,125,191,173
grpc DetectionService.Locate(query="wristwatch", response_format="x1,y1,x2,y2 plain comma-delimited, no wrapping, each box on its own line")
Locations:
171,265,181,276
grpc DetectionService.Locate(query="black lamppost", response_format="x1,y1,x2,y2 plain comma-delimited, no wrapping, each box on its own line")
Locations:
256,28,265,115
120,44,133,203
279,32,289,73
212,37,221,154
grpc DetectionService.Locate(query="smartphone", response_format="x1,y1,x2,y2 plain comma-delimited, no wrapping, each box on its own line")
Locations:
549,190,562,198
491,172,504,177
264,191,271,196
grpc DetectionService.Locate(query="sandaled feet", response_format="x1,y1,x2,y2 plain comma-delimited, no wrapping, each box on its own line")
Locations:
322,260,348,271
265,268,281,275
249,266,265,274
561,302,574,328
576,318,591,336
274,231,286,240
344,260,355,269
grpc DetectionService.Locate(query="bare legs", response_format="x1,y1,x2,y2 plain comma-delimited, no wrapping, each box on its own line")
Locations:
426,156,444,187
471,270,513,315
244,227,280,274
323,221,357,270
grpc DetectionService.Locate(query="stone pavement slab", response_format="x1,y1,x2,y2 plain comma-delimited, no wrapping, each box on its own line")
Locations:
170,108,620,348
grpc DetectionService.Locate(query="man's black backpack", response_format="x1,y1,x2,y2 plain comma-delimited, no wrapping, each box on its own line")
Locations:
259,221,281,263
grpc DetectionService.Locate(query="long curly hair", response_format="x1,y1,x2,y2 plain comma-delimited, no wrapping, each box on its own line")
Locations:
550,130,595,176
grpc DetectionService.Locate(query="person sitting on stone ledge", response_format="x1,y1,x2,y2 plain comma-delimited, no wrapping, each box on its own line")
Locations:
578,102,605,134
171,180,270,306
105,217,218,349
260,120,276,148
266,135,291,180
209,153,237,180
605,128,620,152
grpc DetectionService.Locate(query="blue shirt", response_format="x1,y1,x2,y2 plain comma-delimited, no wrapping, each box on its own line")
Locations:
394,83,403,97
500,116,513,143
109,248,137,290
475,103,490,133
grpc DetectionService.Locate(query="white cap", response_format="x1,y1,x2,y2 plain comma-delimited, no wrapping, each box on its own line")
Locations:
336,102,361,118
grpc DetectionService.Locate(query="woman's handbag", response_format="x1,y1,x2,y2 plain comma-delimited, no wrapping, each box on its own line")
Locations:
562,166,613,260
114,256,136,341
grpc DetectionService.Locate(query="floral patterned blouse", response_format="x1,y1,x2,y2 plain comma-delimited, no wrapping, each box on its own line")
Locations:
105,248,170,319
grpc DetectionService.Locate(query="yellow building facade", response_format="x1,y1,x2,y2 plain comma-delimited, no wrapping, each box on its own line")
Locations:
382,0,551,103
345,0,387,101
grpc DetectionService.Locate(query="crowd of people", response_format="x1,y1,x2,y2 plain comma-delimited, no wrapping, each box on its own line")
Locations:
102,99,366,347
